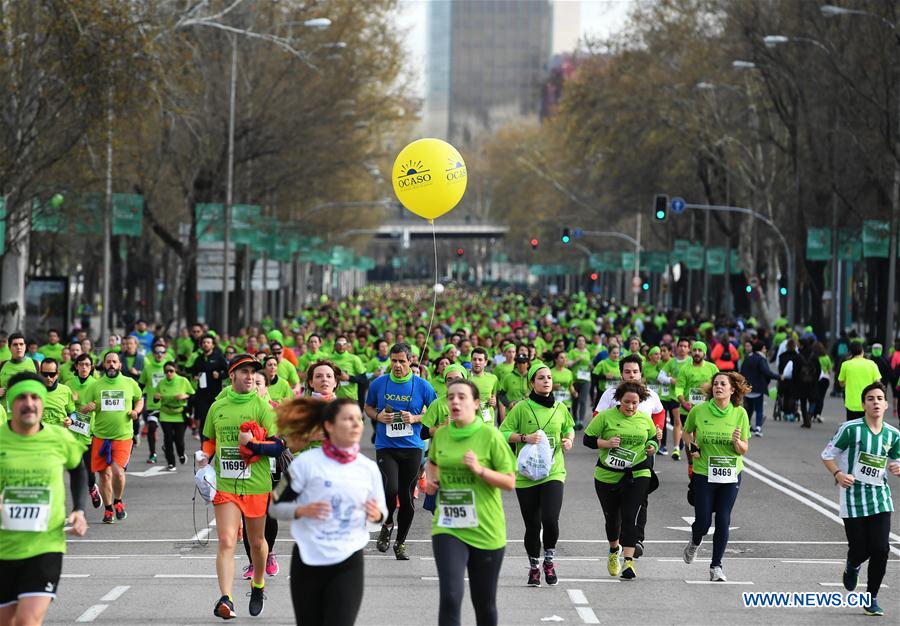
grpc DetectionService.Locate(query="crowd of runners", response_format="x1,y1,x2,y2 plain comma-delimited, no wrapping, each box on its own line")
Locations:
1,285,898,625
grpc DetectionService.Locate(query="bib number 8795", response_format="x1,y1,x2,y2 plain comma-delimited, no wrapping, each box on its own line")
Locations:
442,506,467,518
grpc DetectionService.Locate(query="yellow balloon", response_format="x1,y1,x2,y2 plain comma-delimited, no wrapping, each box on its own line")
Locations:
392,138,467,220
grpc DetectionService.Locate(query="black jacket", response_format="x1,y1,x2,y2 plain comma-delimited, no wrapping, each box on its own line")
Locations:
190,350,228,397
740,352,779,395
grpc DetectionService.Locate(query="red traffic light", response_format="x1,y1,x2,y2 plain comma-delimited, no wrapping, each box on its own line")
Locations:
530,238,539,249
590,273,598,281
456,247,464,257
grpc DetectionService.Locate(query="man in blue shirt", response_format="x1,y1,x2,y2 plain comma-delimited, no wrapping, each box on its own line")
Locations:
365,342,436,560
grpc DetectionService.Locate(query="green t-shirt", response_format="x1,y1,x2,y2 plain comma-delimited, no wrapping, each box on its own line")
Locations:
429,419,516,550
422,395,450,430
499,398,575,488
330,352,366,401
677,360,719,406
0,358,37,393
298,350,330,376
683,401,750,477
566,348,593,383
366,356,391,379
276,359,299,388
203,389,277,496
493,362,514,382
157,375,194,422
0,423,85,560
268,377,294,404
59,360,77,385
592,358,621,393
139,358,167,410
550,367,574,408
585,407,658,483
469,372,499,423
642,359,672,400
0,345,10,363
42,384,75,427
39,343,64,362
500,370,530,407
82,374,143,441
838,357,882,412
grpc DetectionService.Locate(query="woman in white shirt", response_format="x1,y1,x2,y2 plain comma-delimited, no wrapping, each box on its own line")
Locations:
270,397,387,626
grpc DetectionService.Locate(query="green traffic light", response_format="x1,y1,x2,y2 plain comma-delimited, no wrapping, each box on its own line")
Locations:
779,287,787,296
562,236,570,244
655,210,665,220
642,282,649,291
745,285,752,293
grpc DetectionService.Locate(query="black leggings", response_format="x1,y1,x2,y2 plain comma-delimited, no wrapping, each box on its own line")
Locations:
515,480,564,559
290,545,364,626
593,477,649,548
160,421,186,466
376,447,422,543
844,512,891,598
82,450,96,489
432,534,504,626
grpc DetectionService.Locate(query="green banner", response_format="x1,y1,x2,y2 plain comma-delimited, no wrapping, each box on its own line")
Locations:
621,252,635,271
112,194,143,237
231,204,261,246
74,194,102,236
806,227,832,261
839,228,862,261
685,244,705,270
31,198,65,233
863,220,889,258
706,247,726,275
195,203,223,242
672,239,690,264
643,251,668,274
729,249,743,274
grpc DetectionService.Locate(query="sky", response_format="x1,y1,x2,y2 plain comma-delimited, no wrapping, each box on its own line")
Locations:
395,0,635,96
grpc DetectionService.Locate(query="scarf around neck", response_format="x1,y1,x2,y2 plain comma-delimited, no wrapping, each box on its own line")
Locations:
322,437,360,464
529,390,555,409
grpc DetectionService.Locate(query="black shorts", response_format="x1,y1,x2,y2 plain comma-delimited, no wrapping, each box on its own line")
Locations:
662,399,678,412
0,552,63,606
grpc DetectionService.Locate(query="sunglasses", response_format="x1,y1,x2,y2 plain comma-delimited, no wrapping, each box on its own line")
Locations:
42,371,58,377
154,351,166,355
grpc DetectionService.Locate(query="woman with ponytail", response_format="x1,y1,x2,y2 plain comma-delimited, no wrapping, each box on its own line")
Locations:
270,398,386,626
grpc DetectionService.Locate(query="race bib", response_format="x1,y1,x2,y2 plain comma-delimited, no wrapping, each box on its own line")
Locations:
481,406,493,423
647,383,661,396
553,390,571,404
605,446,636,470
199,372,208,389
387,415,413,438
606,377,621,389
437,489,478,528
68,412,91,437
854,451,887,486
151,373,164,388
689,388,705,405
219,447,248,479
100,390,126,412
269,456,277,473
576,369,590,382
339,380,349,387
708,456,738,483
1,487,51,532
660,384,670,396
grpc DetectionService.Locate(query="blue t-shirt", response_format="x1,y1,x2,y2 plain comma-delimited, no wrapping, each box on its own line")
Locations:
366,374,437,450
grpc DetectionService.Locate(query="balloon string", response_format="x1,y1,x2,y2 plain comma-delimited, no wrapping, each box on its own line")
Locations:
424,219,438,360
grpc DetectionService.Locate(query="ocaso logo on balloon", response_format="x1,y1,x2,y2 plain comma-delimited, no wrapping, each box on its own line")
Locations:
397,160,432,188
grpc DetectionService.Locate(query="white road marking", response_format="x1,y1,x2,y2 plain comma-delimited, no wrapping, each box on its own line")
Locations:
154,574,218,578
575,607,600,624
100,586,130,602
61,574,91,578
559,578,621,583
819,582,888,588
125,466,169,478
75,605,109,622
781,560,844,564
567,589,589,605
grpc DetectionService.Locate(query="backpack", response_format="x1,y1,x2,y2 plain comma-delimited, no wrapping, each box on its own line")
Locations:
798,357,818,385
719,342,733,362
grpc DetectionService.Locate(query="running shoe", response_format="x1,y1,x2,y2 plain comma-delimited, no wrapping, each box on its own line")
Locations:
620,560,636,580
634,541,644,559
709,565,727,582
266,553,279,577
683,541,700,564
147,453,157,464
179,454,186,465
843,561,860,591
214,595,236,620
657,446,668,456
527,566,541,587
863,599,883,616
393,542,409,561
671,449,681,461
607,546,622,576
166,464,177,472
543,561,558,586
376,524,393,553
242,564,253,580
114,501,127,521
248,585,265,617
89,484,103,509
102,509,115,524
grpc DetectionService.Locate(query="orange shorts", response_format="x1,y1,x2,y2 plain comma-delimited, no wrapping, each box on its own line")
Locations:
91,438,133,472
213,491,270,518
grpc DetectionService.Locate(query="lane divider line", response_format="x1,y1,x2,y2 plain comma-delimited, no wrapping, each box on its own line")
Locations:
75,604,108,622
99,586,130,602
566,589,588,605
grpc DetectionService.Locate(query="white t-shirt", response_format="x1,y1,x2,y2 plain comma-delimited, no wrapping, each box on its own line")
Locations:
287,447,387,566
595,386,664,417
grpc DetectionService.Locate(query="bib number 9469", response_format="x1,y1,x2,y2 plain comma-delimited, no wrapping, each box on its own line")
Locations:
708,456,738,483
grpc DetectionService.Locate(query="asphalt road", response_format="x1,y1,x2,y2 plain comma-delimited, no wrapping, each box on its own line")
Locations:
46,394,899,625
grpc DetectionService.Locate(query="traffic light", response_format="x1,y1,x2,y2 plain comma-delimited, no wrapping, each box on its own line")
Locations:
653,194,668,221
456,247,464,257
590,272,598,281
530,238,539,250
642,282,650,291
561,228,571,244
745,284,753,294
779,286,787,296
